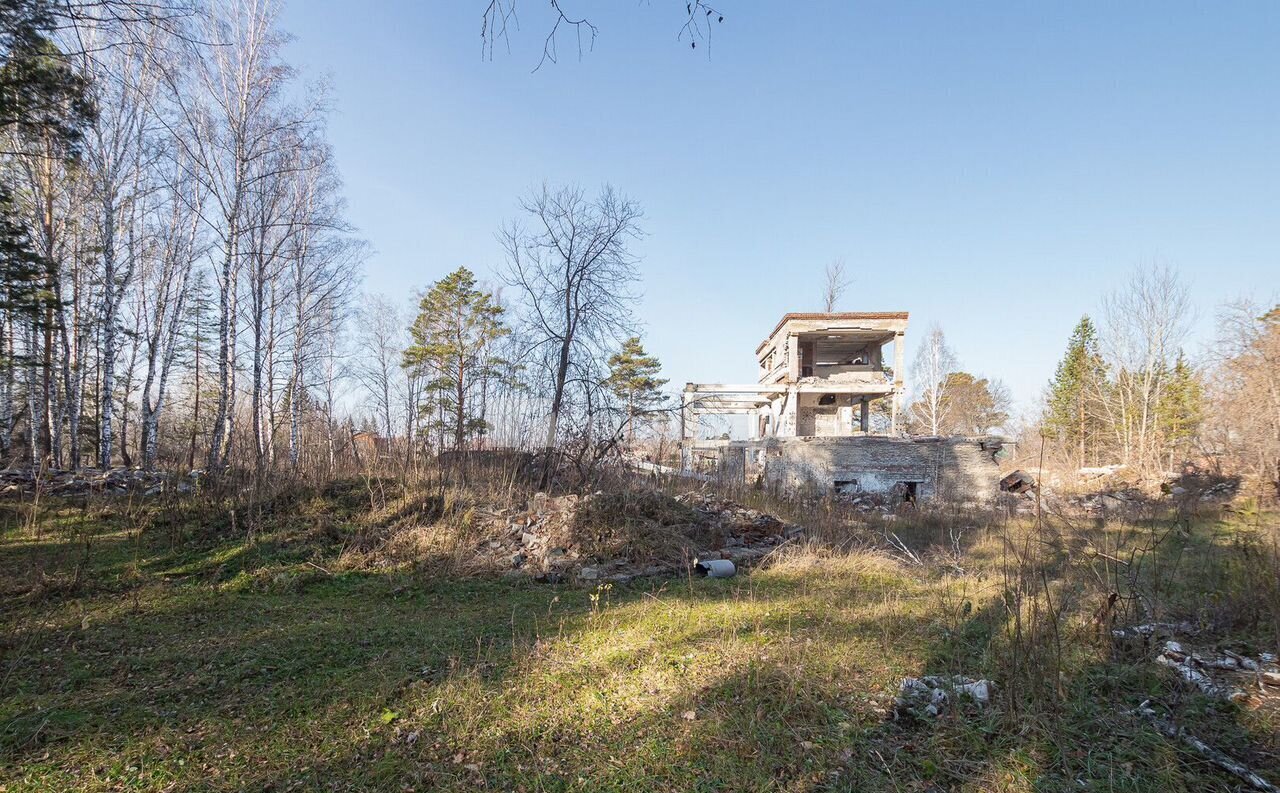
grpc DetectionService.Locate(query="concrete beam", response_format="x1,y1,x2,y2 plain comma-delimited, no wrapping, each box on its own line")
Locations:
684,384,787,395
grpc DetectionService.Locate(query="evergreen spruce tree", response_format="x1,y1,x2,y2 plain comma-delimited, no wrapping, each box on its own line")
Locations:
1157,352,1203,467
604,336,667,445
0,0,93,324
1045,315,1108,467
403,268,509,451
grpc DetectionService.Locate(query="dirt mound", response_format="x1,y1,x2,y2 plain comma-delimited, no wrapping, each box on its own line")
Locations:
469,489,803,584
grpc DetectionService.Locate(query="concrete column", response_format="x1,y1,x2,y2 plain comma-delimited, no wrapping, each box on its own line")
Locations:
860,398,870,432
680,388,690,440
780,387,798,437
787,334,800,380
746,408,757,440
891,332,905,434
679,389,690,471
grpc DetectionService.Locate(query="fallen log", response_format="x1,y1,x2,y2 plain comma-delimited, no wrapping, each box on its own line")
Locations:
1156,642,1247,702
1133,700,1278,793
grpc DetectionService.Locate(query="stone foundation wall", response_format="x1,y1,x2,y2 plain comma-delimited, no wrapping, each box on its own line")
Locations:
686,436,1005,502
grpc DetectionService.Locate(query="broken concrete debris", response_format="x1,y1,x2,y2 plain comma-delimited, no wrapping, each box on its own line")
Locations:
999,469,1037,494
893,675,994,719
467,489,799,584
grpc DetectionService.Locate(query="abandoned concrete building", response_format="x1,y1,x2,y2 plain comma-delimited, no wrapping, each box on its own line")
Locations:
680,312,1007,501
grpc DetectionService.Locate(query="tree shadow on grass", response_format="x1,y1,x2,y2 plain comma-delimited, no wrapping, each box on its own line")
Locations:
878,570,1280,793
3,556,942,791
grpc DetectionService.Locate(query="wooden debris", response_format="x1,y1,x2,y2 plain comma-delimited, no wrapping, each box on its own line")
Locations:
1133,700,1279,792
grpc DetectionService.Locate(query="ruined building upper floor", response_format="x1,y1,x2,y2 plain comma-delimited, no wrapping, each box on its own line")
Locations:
755,312,908,390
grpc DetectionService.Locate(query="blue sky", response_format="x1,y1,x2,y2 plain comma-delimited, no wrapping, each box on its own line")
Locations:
281,1,1278,416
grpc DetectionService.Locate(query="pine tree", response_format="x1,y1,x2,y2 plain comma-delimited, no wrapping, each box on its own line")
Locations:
1045,315,1108,467
604,336,667,446
0,1,93,321
402,267,509,451
1157,351,1203,467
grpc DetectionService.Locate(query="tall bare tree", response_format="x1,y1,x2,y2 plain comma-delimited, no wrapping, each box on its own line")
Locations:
75,26,162,468
157,0,299,471
821,258,850,312
1207,301,1279,495
501,183,643,449
353,293,412,449
1100,264,1192,471
282,140,358,468
909,323,958,436
137,153,203,469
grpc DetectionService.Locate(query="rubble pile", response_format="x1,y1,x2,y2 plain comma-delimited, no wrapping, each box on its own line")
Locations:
468,492,588,581
1069,488,1147,515
893,675,994,719
673,491,804,564
832,490,901,516
1154,640,1280,703
1058,469,1241,515
0,467,190,498
468,489,802,584
1163,478,1240,502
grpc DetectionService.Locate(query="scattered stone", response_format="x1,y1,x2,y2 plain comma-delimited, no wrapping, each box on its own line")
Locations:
894,675,994,719
0,467,183,499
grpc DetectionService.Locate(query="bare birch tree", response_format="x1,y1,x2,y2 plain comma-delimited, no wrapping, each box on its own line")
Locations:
137,154,203,469
157,0,297,471
282,141,358,468
909,323,958,436
1101,264,1192,471
75,26,162,469
353,293,409,448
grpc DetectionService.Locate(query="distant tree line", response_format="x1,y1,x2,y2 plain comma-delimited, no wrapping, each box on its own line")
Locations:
903,263,1275,496
1035,266,1271,494
904,324,1012,437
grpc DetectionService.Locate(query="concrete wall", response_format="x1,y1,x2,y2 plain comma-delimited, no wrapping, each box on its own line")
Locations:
686,436,1005,503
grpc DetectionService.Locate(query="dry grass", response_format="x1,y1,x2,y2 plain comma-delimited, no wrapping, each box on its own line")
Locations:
1,474,1277,791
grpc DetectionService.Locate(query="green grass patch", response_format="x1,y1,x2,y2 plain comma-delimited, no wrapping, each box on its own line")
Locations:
0,485,1276,791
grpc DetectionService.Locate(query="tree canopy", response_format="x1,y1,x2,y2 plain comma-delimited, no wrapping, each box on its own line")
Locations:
604,335,667,444
403,267,510,451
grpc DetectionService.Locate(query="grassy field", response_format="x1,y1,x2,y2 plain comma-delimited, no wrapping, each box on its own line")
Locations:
1,480,1277,791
